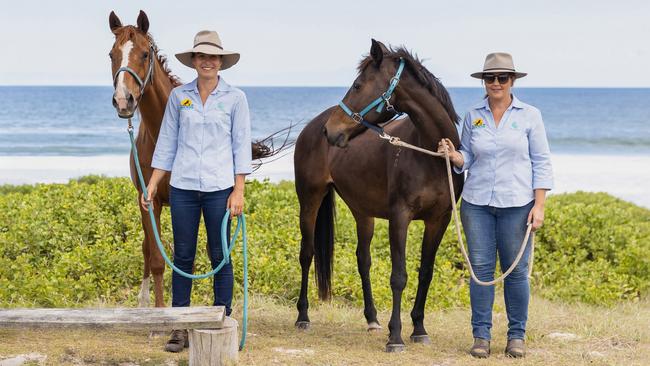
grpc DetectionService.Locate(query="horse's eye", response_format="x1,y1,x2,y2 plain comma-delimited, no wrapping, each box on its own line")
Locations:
143,52,149,59
353,83,361,90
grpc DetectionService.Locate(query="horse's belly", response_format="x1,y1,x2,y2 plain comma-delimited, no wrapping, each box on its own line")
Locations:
329,148,390,218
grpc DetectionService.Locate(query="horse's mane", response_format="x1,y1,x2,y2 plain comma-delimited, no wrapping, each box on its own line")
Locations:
358,46,459,124
116,26,182,87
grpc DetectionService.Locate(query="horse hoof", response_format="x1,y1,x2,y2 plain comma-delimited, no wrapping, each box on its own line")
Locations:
410,334,431,344
295,321,311,330
385,343,406,353
367,322,382,332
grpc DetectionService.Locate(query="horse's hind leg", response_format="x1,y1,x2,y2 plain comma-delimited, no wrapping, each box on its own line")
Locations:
410,213,451,344
352,212,380,331
295,185,329,329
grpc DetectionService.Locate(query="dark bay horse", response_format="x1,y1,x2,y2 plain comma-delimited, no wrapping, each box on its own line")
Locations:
294,40,463,352
108,11,275,308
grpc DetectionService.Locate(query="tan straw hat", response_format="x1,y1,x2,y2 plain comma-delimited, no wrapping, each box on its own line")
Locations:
471,52,527,79
175,30,240,70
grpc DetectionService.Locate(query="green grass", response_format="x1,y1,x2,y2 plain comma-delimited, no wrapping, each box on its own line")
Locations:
1,294,649,365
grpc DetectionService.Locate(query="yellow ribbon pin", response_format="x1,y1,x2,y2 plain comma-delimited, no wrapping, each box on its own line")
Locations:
180,98,192,107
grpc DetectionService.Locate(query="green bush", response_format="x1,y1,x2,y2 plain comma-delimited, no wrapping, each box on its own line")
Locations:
535,192,650,305
0,178,648,309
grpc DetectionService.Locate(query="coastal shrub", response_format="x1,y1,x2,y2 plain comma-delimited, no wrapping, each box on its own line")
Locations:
0,178,648,309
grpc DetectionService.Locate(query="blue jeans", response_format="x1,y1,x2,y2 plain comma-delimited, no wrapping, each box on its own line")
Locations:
460,199,534,341
169,186,233,315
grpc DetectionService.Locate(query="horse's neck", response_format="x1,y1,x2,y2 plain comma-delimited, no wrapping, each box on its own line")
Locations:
397,87,458,147
137,60,175,141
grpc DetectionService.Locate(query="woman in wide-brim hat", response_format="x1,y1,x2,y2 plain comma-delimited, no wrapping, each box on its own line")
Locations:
438,52,554,359
144,30,252,353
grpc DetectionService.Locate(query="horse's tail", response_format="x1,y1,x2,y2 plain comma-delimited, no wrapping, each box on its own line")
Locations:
314,186,335,301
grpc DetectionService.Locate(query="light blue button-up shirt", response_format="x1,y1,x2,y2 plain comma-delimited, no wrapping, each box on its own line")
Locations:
151,77,252,192
455,95,554,208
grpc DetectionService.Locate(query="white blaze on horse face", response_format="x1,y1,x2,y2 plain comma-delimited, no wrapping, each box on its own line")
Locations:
114,40,134,101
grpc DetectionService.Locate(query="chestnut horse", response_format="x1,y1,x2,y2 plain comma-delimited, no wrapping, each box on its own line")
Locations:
294,40,463,351
108,11,274,308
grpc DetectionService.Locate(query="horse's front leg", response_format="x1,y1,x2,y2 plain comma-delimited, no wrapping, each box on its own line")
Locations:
150,201,166,307
352,213,380,331
386,213,411,352
139,198,166,308
410,213,450,344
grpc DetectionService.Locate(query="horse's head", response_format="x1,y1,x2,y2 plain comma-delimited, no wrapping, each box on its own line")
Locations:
323,39,402,147
108,10,154,118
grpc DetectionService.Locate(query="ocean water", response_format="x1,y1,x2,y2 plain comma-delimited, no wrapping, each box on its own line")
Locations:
0,86,649,156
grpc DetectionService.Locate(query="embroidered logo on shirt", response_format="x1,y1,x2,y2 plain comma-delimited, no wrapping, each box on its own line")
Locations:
180,98,193,110
472,118,486,129
510,121,519,130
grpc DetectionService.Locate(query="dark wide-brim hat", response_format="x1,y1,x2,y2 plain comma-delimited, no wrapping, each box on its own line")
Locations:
471,52,527,79
175,30,240,70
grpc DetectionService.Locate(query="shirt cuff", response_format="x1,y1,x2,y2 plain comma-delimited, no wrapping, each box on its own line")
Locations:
151,159,173,171
532,179,554,190
453,150,471,174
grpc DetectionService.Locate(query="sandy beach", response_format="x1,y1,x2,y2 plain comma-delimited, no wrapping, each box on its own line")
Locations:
1,153,648,209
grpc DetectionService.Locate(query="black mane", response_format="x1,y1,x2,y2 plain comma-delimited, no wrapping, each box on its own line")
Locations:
358,46,459,124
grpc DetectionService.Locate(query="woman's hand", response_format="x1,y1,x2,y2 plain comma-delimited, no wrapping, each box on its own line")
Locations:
227,189,244,217
141,183,157,211
437,138,463,167
527,204,545,231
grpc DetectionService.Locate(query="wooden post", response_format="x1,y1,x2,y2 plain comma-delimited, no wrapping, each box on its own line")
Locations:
189,317,238,366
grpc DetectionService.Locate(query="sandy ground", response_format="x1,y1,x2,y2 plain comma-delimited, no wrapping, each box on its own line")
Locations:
1,152,648,208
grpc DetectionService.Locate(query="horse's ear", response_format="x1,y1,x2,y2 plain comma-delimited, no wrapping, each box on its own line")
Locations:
137,10,149,33
370,39,388,67
109,11,122,34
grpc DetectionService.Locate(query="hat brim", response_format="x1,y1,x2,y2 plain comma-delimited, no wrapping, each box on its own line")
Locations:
471,70,527,79
175,44,240,71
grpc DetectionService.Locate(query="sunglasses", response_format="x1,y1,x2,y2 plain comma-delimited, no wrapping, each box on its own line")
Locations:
482,73,512,84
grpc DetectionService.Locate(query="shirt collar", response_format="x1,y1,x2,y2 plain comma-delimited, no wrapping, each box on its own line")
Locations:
182,76,233,95
474,94,524,111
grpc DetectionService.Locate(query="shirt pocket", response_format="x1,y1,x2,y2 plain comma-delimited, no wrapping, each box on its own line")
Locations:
205,106,231,135
469,126,493,157
503,123,530,159
178,108,201,141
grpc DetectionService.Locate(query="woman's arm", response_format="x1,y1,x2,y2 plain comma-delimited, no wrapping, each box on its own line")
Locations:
528,189,548,231
227,174,246,217
141,168,167,211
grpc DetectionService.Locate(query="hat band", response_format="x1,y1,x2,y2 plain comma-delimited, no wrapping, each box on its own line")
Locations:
483,67,515,72
194,42,223,50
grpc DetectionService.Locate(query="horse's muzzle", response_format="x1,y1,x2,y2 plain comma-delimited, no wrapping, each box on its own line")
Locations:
112,93,137,119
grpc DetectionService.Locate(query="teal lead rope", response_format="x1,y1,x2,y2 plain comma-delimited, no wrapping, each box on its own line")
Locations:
128,121,248,350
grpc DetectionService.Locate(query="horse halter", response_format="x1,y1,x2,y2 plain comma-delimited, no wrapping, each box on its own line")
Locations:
338,58,405,135
112,45,155,119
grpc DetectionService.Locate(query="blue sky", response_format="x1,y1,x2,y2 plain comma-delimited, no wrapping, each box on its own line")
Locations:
1,0,648,87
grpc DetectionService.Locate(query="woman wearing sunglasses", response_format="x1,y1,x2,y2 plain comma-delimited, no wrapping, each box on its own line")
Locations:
438,53,553,358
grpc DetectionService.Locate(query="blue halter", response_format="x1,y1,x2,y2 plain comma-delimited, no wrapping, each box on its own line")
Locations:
112,45,155,113
338,58,405,135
